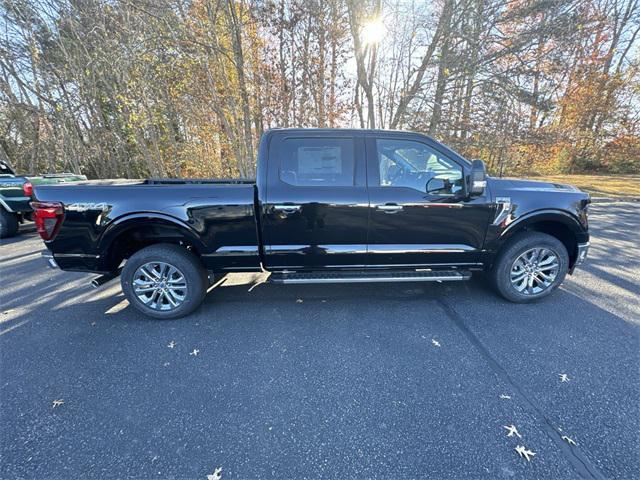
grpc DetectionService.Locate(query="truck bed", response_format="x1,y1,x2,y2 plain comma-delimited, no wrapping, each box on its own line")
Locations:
33,181,261,273
47,177,255,187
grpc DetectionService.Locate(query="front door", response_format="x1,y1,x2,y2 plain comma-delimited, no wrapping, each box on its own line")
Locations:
262,132,369,270
366,134,493,268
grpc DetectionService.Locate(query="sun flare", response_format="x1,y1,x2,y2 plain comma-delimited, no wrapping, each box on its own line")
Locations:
361,18,387,45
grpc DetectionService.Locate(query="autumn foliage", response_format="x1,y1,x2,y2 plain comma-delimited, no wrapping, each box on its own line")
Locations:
1,0,638,178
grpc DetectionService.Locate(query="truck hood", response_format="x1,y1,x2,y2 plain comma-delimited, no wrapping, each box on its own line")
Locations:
488,177,582,194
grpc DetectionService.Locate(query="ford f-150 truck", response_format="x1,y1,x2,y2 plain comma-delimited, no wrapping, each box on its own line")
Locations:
0,160,86,238
32,129,590,319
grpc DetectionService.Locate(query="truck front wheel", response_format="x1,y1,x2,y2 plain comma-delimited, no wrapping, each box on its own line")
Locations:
121,244,208,319
0,208,19,239
491,232,569,303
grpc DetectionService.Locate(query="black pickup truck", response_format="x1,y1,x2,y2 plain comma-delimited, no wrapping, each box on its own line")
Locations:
32,129,590,319
0,160,86,238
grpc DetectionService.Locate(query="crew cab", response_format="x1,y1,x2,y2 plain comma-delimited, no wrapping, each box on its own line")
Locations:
0,160,86,238
32,129,590,319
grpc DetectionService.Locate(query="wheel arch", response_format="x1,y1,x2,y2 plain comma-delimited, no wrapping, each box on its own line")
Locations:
99,213,207,271
497,210,585,269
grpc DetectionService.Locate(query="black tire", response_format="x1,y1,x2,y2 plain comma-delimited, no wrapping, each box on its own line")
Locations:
491,232,569,303
0,208,19,239
121,244,208,319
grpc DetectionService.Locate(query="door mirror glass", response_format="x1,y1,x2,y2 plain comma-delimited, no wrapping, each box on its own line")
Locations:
426,177,446,194
469,159,487,196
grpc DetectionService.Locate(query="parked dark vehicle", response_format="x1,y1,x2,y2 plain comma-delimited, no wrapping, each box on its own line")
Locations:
32,129,590,319
0,160,86,238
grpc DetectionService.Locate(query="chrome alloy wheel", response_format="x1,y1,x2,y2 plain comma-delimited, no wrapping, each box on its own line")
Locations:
510,247,559,295
132,262,187,311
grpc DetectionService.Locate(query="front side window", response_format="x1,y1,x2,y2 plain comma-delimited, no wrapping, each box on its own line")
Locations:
376,139,463,194
279,137,355,187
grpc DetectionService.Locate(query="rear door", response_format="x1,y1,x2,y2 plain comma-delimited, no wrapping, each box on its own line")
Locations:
261,131,369,270
366,133,493,268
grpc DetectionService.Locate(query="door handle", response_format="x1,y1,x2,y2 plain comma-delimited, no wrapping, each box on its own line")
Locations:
377,204,403,213
273,204,301,214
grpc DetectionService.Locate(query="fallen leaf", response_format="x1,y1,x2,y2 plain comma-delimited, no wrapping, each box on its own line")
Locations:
562,435,577,446
52,399,64,408
515,445,536,461
207,467,222,480
559,373,570,382
190,349,200,356
504,424,521,438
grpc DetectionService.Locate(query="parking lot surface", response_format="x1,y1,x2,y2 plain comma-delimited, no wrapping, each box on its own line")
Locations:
1,203,638,479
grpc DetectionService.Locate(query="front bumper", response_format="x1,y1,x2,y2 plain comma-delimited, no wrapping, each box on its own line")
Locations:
575,242,589,266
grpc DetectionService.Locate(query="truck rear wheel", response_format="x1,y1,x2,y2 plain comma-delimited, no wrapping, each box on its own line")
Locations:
491,232,569,303
121,244,208,319
0,208,19,239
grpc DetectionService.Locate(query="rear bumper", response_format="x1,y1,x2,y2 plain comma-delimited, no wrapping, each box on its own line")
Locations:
42,251,105,272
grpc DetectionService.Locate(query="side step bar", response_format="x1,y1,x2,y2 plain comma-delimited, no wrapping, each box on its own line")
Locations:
269,269,471,285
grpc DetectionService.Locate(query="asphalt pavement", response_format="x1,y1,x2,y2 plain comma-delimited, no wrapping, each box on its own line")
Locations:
1,203,638,479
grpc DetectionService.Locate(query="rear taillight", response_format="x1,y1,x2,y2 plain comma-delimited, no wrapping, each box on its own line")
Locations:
23,181,33,197
30,201,64,241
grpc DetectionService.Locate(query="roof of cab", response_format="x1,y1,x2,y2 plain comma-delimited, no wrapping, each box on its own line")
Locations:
261,128,469,164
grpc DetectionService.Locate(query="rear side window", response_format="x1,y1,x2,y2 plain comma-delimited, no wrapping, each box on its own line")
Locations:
279,137,355,187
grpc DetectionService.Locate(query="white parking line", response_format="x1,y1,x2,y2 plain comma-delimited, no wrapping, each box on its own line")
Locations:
0,319,30,336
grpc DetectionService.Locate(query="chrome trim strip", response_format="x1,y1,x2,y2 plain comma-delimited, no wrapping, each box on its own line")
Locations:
204,246,260,257
273,204,301,212
320,245,368,254
368,244,476,254
422,203,464,208
54,253,101,259
266,244,475,255
267,245,368,255
373,202,463,209
367,262,482,267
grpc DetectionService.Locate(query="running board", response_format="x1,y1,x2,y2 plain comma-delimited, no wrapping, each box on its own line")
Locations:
269,270,471,285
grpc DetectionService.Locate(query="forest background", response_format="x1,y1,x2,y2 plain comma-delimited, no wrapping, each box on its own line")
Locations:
1,0,639,180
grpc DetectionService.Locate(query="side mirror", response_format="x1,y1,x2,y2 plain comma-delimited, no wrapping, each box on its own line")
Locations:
469,159,487,196
426,177,446,194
